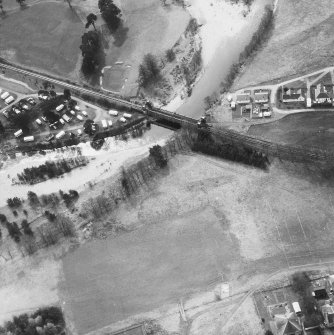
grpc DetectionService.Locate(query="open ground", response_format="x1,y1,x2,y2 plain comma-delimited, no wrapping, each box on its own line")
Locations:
248,111,334,150
60,152,334,334
232,0,334,90
0,2,83,78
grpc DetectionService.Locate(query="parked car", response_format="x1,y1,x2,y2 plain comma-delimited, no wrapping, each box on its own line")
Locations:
70,110,76,116
36,118,42,125
27,97,36,105
120,117,126,123
46,134,55,141
5,96,15,105
81,110,88,117
77,115,83,121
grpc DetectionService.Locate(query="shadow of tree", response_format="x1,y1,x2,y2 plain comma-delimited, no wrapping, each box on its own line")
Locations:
112,22,129,47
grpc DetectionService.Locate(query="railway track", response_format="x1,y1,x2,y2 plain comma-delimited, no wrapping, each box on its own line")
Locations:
1,62,333,163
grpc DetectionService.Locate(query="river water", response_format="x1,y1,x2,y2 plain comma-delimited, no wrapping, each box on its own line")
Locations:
176,0,273,119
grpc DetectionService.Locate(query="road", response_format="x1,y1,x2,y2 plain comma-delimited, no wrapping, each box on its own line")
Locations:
233,66,334,115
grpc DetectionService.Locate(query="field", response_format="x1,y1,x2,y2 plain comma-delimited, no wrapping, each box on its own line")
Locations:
100,0,190,96
101,65,130,93
232,0,334,89
0,2,83,78
61,153,334,334
248,111,334,150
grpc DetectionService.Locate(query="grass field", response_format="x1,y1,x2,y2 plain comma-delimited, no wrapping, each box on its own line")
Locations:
61,153,334,334
232,0,334,89
0,2,83,77
101,0,190,95
102,65,130,93
248,111,334,150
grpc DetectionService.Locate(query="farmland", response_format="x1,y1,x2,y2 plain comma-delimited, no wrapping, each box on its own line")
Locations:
248,111,334,150
232,0,334,90
61,152,334,334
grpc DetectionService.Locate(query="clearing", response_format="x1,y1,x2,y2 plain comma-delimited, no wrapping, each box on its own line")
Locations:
61,153,334,334
248,111,334,150
0,2,83,78
232,0,334,90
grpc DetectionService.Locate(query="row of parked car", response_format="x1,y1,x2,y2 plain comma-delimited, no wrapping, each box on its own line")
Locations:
0,89,15,105
2,97,36,118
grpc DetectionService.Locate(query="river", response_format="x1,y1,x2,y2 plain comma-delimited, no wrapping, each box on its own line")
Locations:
176,0,273,119
0,1,271,204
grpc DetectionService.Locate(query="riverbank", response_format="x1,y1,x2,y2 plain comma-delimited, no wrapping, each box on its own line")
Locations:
165,0,273,117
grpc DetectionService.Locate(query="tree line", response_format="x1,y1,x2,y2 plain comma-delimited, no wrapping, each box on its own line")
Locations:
80,0,122,77
219,5,274,95
16,157,88,185
0,306,65,335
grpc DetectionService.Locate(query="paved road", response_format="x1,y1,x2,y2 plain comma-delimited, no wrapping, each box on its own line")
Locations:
233,66,334,115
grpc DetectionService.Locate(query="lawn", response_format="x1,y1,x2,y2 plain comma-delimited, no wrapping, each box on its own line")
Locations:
248,111,334,150
0,2,83,78
232,0,334,89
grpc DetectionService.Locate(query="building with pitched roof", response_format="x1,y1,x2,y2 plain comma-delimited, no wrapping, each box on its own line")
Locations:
236,93,251,104
254,91,269,103
271,312,302,335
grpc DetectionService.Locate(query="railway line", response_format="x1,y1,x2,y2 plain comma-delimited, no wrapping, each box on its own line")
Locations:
1,62,334,164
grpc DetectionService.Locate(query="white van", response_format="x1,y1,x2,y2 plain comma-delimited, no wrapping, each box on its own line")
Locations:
36,118,42,125
5,96,14,105
62,114,71,123
77,115,83,121
56,104,64,112
292,302,301,315
1,92,9,100
108,110,118,116
14,129,23,138
101,120,108,129
123,113,132,119
55,131,65,139
108,120,113,127
23,136,35,142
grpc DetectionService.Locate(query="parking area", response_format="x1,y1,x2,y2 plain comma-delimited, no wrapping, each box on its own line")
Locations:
0,87,18,110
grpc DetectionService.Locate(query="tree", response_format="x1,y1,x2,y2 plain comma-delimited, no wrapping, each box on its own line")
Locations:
0,0,4,14
0,121,4,135
98,0,121,31
64,0,72,8
86,13,97,31
166,49,175,62
63,89,71,101
21,219,33,236
27,191,40,209
265,331,273,335
7,197,22,208
80,31,101,75
0,214,7,223
16,0,26,6
149,145,167,168
138,54,161,87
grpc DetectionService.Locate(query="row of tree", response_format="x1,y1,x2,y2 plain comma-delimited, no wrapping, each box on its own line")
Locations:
16,158,88,184
220,5,274,93
1,306,65,335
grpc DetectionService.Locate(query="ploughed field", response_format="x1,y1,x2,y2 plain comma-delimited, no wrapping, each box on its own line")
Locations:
61,154,334,334
248,111,334,150
0,2,82,77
